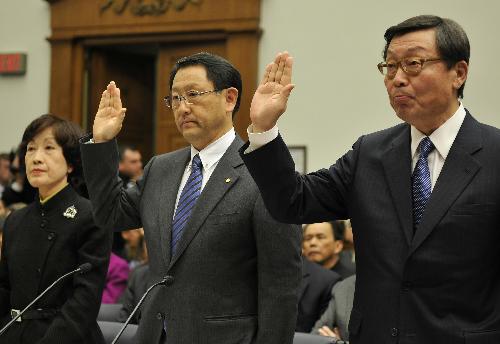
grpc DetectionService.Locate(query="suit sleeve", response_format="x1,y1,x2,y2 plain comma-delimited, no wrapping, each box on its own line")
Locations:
80,138,154,231
39,211,111,343
311,282,339,335
252,195,302,344
318,275,340,326
241,134,362,224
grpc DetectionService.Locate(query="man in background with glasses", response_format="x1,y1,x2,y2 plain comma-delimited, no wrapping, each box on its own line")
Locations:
80,52,301,344
241,15,500,343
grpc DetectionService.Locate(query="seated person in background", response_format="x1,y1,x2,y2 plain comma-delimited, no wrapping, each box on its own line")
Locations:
1,149,36,207
0,114,111,344
303,221,355,279
297,240,342,332
118,144,143,189
102,252,130,304
339,219,356,270
121,228,147,269
0,153,12,199
117,240,150,324
311,275,356,342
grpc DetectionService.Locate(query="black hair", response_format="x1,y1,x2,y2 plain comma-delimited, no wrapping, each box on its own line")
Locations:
19,114,87,197
169,52,242,118
383,15,470,98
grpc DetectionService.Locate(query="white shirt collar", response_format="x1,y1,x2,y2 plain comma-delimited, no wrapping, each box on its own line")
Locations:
190,127,236,170
411,102,466,159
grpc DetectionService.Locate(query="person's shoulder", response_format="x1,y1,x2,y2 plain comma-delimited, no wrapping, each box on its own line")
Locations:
335,274,356,291
156,146,190,162
305,259,342,283
363,122,408,143
3,202,33,225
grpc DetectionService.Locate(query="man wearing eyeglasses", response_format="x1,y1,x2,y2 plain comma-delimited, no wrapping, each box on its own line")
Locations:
80,52,301,344
241,15,500,343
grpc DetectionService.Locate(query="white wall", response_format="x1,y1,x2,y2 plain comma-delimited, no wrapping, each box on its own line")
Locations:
260,0,500,171
0,0,51,153
1,1,499,172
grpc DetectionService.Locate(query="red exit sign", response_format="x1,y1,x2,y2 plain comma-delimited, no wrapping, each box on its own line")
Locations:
0,53,27,75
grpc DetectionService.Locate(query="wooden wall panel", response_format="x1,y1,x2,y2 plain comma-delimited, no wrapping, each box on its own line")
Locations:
46,0,260,154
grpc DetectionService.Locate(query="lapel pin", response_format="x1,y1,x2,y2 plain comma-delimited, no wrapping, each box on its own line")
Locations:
225,178,231,183
63,205,77,219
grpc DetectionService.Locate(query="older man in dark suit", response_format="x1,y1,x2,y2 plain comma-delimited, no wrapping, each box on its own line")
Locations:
80,53,301,344
241,15,500,344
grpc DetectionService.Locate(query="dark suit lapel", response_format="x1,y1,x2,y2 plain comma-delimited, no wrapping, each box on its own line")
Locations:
409,113,482,255
381,125,413,246
168,137,243,269
157,148,191,268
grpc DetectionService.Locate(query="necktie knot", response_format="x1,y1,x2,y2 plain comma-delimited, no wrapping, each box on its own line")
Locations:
191,154,202,172
419,137,434,159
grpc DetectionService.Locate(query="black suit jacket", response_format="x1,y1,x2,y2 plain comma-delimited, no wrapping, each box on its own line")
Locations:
297,259,341,333
242,111,500,343
0,185,111,344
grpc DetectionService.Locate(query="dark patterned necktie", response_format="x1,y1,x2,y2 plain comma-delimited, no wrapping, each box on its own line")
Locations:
171,154,203,254
412,137,435,228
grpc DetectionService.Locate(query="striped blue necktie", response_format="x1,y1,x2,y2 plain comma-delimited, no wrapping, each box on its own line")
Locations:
412,137,435,228
171,154,203,255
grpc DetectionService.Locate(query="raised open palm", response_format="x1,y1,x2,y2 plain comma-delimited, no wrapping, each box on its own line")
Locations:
93,81,127,142
250,52,294,133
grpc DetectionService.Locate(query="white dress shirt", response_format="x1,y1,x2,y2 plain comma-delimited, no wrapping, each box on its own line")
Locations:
174,127,236,212
410,102,466,190
246,102,467,192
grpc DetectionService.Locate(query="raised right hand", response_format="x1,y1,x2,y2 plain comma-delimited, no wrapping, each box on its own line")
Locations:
249,51,294,133
93,81,127,143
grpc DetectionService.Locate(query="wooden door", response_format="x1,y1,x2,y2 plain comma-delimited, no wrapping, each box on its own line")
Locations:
87,46,156,160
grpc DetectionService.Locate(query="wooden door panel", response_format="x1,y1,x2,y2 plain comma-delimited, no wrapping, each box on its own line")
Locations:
88,48,155,160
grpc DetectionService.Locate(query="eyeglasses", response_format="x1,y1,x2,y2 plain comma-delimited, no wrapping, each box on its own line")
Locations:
377,57,442,78
164,89,221,109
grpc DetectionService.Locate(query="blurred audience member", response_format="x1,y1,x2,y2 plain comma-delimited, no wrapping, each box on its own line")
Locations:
117,239,150,324
339,219,356,268
297,258,341,333
1,149,36,206
0,153,12,198
118,145,143,189
121,228,147,269
311,275,355,342
303,221,355,279
102,252,129,304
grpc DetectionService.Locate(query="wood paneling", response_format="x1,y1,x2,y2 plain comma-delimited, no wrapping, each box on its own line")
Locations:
46,0,260,154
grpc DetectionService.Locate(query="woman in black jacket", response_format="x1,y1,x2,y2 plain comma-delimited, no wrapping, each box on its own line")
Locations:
0,114,111,344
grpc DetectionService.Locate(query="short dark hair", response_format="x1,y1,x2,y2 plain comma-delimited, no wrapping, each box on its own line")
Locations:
329,220,346,242
19,114,87,196
303,221,345,241
383,15,470,98
169,52,242,118
118,144,139,162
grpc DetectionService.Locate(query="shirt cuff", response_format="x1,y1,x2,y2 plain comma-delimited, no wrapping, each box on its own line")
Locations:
245,124,279,153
